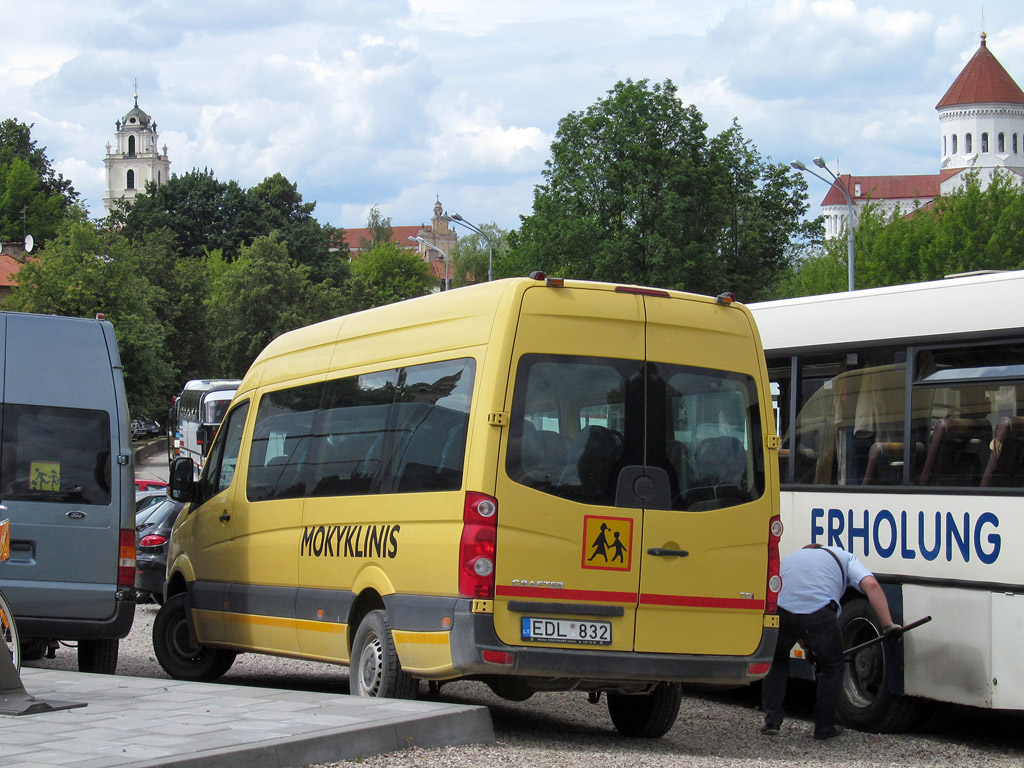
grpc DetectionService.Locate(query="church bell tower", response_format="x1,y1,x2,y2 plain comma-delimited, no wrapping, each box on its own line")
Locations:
103,86,170,216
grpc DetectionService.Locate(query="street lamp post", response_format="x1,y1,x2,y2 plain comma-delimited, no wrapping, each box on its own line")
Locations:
444,213,493,282
408,236,450,291
792,157,856,292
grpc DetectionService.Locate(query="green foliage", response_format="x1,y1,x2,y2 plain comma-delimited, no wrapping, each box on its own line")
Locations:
204,233,348,377
0,118,79,207
780,171,1024,297
450,223,508,286
5,219,174,416
508,79,810,300
361,205,393,250
350,241,434,306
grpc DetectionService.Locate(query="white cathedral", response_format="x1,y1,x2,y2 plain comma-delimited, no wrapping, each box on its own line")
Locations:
103,92,170,216
817,34,1024,236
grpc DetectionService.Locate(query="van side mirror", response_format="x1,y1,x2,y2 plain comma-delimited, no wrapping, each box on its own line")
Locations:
168,457,196,502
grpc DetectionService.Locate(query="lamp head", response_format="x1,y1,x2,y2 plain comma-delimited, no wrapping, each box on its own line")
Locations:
813,156,827,169
452,213,464,221
791,160,807,171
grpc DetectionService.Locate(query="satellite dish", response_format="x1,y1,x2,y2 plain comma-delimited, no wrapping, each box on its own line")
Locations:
23,234,33,253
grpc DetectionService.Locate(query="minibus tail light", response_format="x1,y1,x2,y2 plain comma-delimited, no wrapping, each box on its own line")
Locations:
119,529,136,588
766,516,783,614
716,292,738,305
615,286,670,298
460,492,498,599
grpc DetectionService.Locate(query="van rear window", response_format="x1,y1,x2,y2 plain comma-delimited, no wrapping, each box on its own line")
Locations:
1,404,111,505
506,354,764,511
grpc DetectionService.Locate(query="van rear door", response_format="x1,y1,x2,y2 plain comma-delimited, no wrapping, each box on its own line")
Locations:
0,314,124,622
493,284,769,657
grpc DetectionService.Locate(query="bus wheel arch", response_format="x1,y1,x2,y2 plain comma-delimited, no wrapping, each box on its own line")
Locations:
838,598,921,732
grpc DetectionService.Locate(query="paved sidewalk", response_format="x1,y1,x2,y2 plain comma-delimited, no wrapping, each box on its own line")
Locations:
0,668,494,768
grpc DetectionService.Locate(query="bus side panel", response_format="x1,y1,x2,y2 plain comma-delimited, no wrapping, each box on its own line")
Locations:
991,591,1024,709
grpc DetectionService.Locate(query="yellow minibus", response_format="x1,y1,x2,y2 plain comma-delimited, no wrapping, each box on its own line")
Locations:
158,274,781,737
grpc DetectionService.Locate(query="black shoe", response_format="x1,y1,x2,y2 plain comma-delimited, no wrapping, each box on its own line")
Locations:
813,724,844,741
759,721,780,736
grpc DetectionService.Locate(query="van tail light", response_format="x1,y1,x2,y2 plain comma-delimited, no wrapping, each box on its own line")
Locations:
765,516,783,614
459,492,497,599
119,529,136,588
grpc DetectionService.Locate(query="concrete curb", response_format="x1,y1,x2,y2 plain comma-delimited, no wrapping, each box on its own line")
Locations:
133,437,167,465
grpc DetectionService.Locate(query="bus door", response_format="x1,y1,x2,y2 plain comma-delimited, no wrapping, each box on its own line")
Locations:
634,296,769,655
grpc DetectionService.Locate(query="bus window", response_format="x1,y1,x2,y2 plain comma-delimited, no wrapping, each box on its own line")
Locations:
246,383,322,502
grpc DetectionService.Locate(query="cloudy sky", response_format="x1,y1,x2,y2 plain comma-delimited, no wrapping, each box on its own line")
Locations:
3,0,1022,232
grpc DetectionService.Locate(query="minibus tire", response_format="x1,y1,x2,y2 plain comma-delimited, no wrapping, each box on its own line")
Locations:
607,682,682,737
838,598,921,732
153,593,236,681
349,610,417,699
78,638,118,674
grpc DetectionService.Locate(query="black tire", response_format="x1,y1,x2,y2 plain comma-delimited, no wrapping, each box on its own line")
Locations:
78,638,118,674
607,683,682,737
838,598,921,732
153,593,236,681
0,589,21,673
19,638,46,662
349,609,417,699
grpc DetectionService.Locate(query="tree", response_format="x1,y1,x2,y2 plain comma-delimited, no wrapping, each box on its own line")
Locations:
5,218,174,416
450,223,509,286
507,79,812,300
349,241,434,306
361,205,393,250
0,118,79,207
205,233,346,377
121,168,260,260
0,157,66,244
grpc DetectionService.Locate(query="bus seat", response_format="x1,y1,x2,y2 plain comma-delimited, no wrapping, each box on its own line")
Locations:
918,418,991,486
695,436,746,488
560,425,623,495
862,441,924,485
981,416,1024,488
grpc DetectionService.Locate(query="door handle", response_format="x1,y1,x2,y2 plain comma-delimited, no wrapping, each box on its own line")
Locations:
647,547,689,557
219,513,230,523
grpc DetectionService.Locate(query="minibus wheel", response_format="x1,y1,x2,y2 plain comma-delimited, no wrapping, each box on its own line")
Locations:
838,598,921,732
607,682,682,737
349,609,417,699
153,593,236,681
78,638,118,674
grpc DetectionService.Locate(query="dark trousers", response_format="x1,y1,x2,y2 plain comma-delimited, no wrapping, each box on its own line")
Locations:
761,605,845,737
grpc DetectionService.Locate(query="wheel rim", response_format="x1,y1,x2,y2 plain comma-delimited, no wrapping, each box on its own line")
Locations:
169,614,203,662
356,632,384,697
843,616,884,708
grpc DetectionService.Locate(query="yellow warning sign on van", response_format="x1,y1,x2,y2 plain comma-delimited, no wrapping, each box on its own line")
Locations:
581,515,632,571
30,461,61,492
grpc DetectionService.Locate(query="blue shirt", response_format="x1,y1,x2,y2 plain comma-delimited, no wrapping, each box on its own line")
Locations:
777,546,872,614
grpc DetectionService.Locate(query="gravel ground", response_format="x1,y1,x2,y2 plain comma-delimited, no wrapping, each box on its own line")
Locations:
23,603,1024,768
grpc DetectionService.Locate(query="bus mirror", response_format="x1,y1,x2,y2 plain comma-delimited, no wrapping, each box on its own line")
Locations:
168,457,196,502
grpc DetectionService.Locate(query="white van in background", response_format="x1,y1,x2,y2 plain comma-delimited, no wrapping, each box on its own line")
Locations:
0,312,136,673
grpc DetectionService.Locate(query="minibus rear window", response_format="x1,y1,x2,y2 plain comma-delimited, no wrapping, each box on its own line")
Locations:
0,404,111,505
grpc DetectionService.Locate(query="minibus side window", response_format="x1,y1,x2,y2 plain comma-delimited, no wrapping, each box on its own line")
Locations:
310,371,399,497
246,383,323,502
197,401,249,506
0,404,111,505
383,358,475,493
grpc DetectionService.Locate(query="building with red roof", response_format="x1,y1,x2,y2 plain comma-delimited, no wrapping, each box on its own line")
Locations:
818,34,1024,238
337,199,459,290
0,245,29,302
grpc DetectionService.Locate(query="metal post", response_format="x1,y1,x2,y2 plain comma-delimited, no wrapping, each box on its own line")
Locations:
792,158,856,291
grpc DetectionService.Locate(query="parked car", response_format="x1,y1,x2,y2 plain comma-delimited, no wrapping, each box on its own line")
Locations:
134,498,184,605
131,417,162,440
135,488,167,516
134,479,168,493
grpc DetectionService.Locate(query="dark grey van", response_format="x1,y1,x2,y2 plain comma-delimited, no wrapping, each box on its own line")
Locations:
0,313,135,673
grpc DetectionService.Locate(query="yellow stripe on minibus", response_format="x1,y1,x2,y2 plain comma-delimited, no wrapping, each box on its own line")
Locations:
392,630,450,645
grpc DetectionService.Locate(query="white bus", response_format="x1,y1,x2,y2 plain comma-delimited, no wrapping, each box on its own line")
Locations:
750,270,1024,732
171,380,240,471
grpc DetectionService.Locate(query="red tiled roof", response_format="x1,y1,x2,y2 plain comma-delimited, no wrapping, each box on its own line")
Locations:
0,249,28,288
337,225,424,252
821,174,940,206
936,34,1024,109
